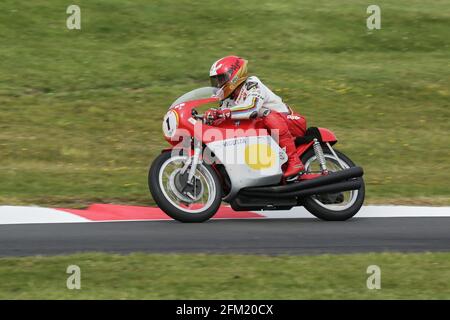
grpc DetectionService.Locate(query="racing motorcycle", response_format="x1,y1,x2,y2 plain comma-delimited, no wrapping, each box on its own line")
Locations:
149,87,365,222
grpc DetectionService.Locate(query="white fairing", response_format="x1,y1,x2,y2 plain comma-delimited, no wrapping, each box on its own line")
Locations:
206,135,288,199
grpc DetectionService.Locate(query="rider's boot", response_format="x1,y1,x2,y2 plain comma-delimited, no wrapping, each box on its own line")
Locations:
284,156,304,178
282,142,304,178
278,120,305,178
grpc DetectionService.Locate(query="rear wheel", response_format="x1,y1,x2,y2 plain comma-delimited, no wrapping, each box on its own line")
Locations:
149,151,222,222
300,147,365,221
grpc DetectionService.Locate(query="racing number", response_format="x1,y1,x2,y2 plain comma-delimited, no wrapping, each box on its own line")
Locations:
163,110,178,138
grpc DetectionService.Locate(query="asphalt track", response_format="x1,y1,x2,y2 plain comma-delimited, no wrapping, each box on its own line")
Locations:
1,217,449,256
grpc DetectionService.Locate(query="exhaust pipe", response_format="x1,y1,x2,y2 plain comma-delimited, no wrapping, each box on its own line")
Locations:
242,179,362,199
242,166,364,195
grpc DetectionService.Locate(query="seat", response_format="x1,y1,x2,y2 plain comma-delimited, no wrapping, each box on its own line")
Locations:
294,127,323,146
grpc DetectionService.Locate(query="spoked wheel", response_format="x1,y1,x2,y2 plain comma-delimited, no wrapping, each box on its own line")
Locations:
149,151,222,222
300,147,365,221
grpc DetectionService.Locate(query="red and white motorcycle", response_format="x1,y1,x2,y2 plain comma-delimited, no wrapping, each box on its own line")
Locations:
149,87,365,222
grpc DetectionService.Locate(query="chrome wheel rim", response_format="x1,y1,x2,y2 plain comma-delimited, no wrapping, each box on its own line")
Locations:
158,156,216,213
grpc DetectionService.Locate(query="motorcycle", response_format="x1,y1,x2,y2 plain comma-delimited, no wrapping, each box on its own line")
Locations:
149,87,365,222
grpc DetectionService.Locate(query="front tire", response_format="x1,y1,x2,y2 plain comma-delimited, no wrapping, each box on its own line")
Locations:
300,147,365,221
149,151,222,222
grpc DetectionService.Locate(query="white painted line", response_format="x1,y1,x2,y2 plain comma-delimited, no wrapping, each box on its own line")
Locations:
257,207,312,219
0,206,90,225
356,205,450,218
260,205,450,219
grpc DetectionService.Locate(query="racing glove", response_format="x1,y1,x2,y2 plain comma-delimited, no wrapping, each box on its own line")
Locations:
204,108,231,124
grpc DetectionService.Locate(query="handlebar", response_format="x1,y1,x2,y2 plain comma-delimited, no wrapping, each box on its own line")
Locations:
192,109,224,124
191,109,204,120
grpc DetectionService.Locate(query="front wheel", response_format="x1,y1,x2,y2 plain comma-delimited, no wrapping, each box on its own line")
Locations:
300,147,365,221
149,151,222,222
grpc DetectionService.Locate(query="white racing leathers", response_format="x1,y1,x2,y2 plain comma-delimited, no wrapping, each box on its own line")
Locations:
220,76,290,120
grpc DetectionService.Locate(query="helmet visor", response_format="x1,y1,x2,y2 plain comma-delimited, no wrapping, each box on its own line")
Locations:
210,72,231,89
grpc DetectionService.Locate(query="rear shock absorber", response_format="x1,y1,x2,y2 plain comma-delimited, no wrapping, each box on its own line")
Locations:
313,138,328,174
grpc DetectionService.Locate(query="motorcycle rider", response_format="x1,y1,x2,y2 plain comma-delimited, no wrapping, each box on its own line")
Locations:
205,55,307,178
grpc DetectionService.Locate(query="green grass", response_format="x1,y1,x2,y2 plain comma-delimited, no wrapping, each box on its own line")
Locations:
0,252,449,299
0,0,449,207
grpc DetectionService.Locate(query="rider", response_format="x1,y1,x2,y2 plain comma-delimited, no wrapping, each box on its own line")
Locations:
205,55,307,178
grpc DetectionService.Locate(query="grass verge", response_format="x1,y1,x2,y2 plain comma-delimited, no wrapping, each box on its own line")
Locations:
0,252,449,299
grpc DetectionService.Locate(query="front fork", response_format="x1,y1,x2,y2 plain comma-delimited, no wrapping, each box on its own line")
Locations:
180,141,202,183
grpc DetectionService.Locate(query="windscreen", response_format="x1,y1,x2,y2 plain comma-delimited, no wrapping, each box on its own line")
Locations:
170,87,218,109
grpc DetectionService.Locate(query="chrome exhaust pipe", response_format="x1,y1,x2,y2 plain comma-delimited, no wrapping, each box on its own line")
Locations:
242,179,362,199
242,166,364,195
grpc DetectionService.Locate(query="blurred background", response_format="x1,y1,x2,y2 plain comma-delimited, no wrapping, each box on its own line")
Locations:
0,0,449,208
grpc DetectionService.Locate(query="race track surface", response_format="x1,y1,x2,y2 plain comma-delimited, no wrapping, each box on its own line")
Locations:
1,217,449,256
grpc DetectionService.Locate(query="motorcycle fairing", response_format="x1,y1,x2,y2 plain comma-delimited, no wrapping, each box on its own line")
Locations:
206,135,288,200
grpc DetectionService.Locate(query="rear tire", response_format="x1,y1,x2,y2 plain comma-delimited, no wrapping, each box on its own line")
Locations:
149,151,222,222
300,148,365,221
